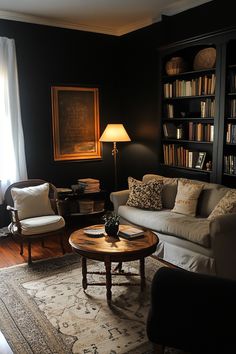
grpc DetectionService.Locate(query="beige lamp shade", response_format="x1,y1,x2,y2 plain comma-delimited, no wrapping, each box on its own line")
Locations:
99,124,131,142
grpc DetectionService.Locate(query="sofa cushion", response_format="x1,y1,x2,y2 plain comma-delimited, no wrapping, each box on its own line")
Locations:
143,175,227,216
207,190,236,220
197,184,229,217
142,174,178,209
118,206,210,247
172,179,204,217
127,177,163,210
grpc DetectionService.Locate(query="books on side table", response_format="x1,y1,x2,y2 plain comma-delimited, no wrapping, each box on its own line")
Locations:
78,178,100,193
119,225,144,239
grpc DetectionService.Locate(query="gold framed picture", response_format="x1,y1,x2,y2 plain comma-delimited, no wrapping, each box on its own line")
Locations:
51,86,101,161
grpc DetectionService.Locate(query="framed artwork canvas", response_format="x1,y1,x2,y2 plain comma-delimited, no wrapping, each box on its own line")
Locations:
51,86,101,161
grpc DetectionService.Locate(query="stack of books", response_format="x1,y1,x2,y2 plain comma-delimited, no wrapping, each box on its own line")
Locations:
119,225,144,239
78,178,100,193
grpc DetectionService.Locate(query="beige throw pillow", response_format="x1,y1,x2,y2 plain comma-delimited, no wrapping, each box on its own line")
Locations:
126,176,163,210
171,179,204,216
11,183,55,220
207,190,236,220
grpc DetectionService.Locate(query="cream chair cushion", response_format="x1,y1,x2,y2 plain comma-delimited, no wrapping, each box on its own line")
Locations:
11,183,55,220
11,215,65,236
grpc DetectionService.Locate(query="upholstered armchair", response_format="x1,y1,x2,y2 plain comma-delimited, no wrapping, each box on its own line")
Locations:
147,267,236,354
5,179,65,264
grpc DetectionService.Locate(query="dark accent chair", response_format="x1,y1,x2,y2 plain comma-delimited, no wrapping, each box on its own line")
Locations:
147,267,236,354
5,179,65,264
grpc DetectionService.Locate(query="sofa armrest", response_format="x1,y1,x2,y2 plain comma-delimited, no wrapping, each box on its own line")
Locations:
210,213,236,279
110,190,129,214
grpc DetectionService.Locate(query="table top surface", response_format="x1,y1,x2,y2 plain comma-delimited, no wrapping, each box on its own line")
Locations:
69,224,158,256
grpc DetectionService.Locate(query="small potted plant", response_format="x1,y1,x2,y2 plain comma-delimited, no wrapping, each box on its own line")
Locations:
103,212,120,237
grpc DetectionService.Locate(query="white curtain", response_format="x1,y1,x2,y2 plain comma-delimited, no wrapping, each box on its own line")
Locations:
0,37,27,203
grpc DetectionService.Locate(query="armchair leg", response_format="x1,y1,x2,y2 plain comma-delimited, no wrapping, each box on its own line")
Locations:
20,241,24,255
28,240,32,265
153,343,164,354
60,234,65,254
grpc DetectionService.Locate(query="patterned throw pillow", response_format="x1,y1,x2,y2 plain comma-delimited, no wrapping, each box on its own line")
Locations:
207,190,236,220
126,177,163,210
171,179,204,216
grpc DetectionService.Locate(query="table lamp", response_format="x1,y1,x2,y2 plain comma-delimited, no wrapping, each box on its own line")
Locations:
99,124,131,191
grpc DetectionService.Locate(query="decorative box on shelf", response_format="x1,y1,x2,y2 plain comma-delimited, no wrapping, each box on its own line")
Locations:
79,199,94,214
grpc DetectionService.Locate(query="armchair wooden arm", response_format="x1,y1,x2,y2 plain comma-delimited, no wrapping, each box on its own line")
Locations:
6,205,22,234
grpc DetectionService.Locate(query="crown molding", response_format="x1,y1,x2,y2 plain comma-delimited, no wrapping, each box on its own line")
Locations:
0,10,161,36
159,0,211,17
0,1,211,37
116,18,156,36
0,11,118,36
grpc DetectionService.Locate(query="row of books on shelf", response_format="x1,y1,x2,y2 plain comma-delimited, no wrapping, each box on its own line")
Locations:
163,123,178,139
200,99,215,118
228,72,236,93
188,122,214,142
226,124,236,144
163,144,207,169
229,99,236,118
165,104,174,118
163,122,214,142
163,74,216,98
224,155,236,175
164,99,215,119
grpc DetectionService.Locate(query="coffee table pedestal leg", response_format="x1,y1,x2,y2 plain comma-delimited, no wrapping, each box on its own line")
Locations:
82,256,87,290
140,257,146,291
105,256,112,303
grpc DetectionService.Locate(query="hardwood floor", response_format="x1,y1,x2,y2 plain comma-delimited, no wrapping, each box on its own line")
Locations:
0,228,74,268
0,214,103,268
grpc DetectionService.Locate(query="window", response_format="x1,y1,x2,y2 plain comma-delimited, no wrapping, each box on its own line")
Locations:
0,37,27,203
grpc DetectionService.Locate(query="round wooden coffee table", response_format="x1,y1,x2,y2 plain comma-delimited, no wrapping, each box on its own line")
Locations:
69,225,159,303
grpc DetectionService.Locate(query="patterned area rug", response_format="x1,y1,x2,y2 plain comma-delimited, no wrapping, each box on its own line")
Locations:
0,226,9,237
0,254,184,354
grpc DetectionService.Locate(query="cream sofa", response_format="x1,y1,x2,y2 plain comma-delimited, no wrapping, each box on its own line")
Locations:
110,174,236,280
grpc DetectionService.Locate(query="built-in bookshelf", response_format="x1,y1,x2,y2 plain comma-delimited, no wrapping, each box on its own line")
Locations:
158,28,236,186
159,43,217,181
222,39,236,183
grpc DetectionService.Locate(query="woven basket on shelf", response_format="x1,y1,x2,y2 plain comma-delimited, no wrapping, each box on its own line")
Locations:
79,199,94,214
193,47,216,70
94,200,105,212
165,56,186,76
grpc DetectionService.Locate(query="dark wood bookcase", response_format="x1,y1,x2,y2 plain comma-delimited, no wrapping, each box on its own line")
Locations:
221,39,236,187
158,27,236,186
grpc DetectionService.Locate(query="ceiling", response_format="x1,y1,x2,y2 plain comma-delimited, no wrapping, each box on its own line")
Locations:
0,0,212,36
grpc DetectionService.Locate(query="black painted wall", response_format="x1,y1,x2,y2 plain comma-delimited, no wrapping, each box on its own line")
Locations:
0,19,121,193
117,0,236,186
0,0,236,226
